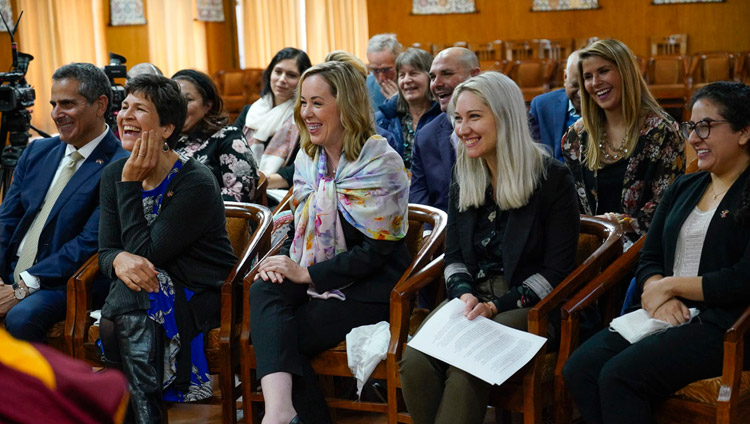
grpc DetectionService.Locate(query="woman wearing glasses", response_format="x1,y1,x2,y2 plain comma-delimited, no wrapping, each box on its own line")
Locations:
561,39,684,238
563,81,750,424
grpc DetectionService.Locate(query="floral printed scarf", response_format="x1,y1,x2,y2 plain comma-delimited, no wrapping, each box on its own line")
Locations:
290,135,409,295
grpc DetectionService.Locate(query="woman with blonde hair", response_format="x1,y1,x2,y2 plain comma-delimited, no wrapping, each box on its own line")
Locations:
399,71,579,424
248,61,411,424
562,39,684,238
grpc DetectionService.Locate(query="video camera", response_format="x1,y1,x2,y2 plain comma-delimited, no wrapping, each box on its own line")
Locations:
0,11,43,200
103,52,127,129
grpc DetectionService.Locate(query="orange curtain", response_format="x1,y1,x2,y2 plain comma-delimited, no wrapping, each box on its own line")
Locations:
146,0,209,77
240,0,303,68
304,0,369,65
16,0,107,136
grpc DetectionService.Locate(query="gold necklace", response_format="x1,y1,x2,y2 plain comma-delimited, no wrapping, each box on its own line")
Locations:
710,183,730,200
598,130,629,161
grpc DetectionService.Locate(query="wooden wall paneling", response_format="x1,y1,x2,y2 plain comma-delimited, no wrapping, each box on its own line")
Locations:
103,0,150,68
366,0,750,58
204,0,239,76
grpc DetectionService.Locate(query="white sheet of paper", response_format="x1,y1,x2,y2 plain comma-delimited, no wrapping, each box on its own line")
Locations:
407,298,547,385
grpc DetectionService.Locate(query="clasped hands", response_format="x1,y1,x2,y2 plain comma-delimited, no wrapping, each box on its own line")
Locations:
460,293,496,321
641,276,691,325
255,255,312,285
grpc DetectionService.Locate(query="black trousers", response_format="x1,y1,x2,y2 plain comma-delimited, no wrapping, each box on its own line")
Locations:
562,320,737,424
249,278,389,424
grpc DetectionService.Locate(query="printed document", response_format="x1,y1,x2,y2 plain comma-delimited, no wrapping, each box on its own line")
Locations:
408,298,546,385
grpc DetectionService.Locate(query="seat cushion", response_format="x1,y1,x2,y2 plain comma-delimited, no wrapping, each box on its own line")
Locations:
673,372,750,405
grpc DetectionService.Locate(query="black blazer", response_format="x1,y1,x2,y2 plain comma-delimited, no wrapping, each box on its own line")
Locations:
446,158,580,292
637,166,750,330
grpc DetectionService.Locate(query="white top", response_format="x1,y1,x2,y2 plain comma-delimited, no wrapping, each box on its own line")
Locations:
673,206,716,277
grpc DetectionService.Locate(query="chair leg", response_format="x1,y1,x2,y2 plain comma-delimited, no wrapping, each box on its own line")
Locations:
219,371,238,424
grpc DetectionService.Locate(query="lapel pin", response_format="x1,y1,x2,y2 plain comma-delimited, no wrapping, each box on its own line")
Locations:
167,191,174,197
721,209,730,218
95,158,104,164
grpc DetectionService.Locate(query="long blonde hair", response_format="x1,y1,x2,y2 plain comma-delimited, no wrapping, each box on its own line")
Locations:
449,72,548,211
578,39,663,170
295,61,376,162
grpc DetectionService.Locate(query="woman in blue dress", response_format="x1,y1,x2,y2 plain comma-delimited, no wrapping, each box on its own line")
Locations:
97,75,236,423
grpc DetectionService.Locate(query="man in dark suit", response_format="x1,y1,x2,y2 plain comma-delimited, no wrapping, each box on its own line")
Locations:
410,47,480,211
0,63,129,342
529,51,582,161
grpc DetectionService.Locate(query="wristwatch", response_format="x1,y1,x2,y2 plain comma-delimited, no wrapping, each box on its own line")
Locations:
12,280,29,300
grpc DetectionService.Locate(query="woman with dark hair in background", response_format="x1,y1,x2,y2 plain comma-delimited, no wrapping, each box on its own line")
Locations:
561,39,684,239
98,75,236,423
564,81,750,424
376,47,440,169
172,69,259,202
235,48,312,190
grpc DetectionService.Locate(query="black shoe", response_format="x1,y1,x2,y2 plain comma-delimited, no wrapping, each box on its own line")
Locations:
290,415,303,424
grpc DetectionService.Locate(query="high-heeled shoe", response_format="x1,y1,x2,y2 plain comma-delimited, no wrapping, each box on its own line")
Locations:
289,415,303,424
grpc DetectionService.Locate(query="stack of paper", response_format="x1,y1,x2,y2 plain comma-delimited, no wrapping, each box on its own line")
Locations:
407,298,547,385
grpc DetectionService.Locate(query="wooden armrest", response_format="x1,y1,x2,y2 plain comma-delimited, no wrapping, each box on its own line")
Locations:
716,304,750,413
561,235,645,320
239,238,285,347
388,254,444,357
527,217,623,336
71,254,100,360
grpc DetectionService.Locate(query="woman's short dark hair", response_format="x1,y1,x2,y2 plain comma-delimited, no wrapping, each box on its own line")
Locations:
172,69,228,135
691,81,750,132
260,47,312,100
124,74,187,148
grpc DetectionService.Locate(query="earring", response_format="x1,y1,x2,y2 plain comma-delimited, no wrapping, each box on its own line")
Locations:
162,141,170,152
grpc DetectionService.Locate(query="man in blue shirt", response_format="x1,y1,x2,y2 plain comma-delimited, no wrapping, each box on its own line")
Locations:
409,47,480,211
529,51,582,161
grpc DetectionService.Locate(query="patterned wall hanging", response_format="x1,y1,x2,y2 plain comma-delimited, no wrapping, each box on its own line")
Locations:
532,0,600,11
652,0,723,4
197,0,225,22
0,0,12,32
110,0,146,26
412,0,476,15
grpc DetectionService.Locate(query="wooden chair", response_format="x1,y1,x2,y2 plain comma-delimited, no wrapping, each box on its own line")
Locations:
505,59,554,103
256,171,268,207
240,204,448,424
504,40,535,61
387,216,624,423
735,51,750,85
689,52,737,93
213,68,264,122
72,202,274,424
645,55,690,118
555,233,750,424
650,34,688,57
554,235,646,424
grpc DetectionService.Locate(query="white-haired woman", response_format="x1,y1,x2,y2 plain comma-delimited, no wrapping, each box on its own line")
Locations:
399,72,580,424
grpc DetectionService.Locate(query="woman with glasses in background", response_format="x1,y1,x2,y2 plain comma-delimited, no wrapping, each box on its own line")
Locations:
563,81,750,424
561,39,684,239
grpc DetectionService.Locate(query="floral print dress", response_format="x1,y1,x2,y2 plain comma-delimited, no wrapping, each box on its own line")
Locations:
142,155,213,402
562,110,685,235
174,125,259,202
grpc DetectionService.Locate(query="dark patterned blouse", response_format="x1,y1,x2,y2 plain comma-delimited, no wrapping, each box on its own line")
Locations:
174,125,259,203
562,110,685,235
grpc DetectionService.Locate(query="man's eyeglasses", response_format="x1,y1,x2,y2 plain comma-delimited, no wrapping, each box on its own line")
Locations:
679,119,730,140
368,66,394,75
